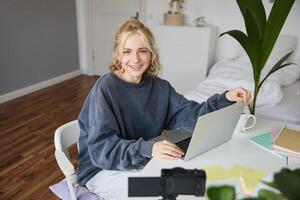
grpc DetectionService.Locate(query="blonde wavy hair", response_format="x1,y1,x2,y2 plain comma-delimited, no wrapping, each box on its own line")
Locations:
109,19,161,76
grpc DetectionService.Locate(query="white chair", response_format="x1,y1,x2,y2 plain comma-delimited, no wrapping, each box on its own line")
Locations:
54,120,80,200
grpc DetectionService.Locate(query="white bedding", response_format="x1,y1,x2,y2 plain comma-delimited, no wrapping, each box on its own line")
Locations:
255,80,300,124
185,60,300,124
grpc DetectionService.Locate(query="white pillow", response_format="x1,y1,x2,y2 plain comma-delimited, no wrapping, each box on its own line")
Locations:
236,34,297,65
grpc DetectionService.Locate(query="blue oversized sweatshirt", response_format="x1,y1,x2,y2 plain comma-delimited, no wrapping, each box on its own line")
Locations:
77,73,233,186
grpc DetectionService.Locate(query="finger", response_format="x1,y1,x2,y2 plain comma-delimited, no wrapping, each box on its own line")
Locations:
163,144,184,156
247,93,252,104
241,90,248,104
162,142,185,155
247,92,252,105
161,140,184,151
244,93,248,104
160,153,178,160
162,148,183,157
239,89,248,104
235,96,244,103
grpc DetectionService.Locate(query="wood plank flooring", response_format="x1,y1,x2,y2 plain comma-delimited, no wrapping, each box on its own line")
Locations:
0,75,99,200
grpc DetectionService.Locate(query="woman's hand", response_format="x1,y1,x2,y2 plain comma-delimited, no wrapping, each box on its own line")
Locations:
225,87,252,105
152,140,185,160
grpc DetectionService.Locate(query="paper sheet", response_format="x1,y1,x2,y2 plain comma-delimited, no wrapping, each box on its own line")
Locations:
203,165,267,195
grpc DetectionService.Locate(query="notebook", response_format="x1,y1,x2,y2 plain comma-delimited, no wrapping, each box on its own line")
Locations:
273,128,300,156
150,102,244,161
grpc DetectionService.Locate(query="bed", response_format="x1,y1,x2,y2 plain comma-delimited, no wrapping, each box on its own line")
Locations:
255,79,300,124
184,35,300,125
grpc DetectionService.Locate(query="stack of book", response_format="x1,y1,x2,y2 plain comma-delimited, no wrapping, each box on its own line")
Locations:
249,127,300,159
272,128,300,158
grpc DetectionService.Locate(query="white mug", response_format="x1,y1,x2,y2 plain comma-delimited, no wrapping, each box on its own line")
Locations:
234,113,256,133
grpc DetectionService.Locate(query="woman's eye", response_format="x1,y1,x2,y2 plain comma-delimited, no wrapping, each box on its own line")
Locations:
139,49,149,54
123,51,130,54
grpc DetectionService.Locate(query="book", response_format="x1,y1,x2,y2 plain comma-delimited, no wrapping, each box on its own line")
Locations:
272,128,300,156
249,130,288,159
248,129,300,163
249,132,272,150
272,147,300,158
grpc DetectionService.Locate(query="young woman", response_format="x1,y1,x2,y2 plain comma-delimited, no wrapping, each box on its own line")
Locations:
77,19,251,199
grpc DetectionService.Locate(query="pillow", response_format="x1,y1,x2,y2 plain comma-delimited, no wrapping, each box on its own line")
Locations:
49,179,103,200
236,34,297,65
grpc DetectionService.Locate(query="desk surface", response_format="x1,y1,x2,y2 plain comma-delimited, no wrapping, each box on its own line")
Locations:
127,119,300,200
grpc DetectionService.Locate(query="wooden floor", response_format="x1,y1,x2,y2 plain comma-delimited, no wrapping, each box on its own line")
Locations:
0,75,99,200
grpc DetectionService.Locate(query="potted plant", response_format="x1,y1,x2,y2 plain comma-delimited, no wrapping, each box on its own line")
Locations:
220,0,295,114
207,167,300,200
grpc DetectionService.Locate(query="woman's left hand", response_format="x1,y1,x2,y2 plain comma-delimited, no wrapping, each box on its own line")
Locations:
225,87,252,105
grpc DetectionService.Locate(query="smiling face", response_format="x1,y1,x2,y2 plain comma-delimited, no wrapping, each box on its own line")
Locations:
117,33,152,83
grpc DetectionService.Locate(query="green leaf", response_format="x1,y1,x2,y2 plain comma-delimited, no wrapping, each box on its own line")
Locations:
258,52,294,89
235,0,267,78
261,0,295,69
293,168,300,177
242,8,260,42
274,168,300,200
236,0,266,41
219,30,250,60
258,189,285,200
242,9,263,74
207,185,235,200
261,180,278,190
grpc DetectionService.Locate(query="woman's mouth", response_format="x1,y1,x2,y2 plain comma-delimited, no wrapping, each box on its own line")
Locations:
129,65,143,70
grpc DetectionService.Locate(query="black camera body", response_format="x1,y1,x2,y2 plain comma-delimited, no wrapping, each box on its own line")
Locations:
161,167,206,198
128,167,206,200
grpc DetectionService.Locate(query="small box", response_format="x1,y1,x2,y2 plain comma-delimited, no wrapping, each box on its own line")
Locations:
164,13,184,26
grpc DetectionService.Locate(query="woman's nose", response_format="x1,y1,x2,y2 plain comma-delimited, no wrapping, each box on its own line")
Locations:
132,52,140,63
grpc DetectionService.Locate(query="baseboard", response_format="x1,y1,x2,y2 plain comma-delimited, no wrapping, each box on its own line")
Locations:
0,70,82,104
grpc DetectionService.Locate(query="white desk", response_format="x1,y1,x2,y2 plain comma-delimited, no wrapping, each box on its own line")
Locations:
127,119,300,199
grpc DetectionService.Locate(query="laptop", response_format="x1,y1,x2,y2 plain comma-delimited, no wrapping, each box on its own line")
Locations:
150,102,244,161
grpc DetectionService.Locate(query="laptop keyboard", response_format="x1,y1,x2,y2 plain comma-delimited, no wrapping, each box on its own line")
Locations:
175,137,191,153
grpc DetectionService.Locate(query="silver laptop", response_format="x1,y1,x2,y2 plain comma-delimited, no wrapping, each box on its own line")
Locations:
150,102,244,161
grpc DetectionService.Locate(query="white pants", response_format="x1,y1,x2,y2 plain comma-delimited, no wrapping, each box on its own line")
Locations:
86,169,141,200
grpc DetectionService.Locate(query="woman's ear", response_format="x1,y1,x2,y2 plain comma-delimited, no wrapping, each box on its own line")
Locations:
116,59,121,67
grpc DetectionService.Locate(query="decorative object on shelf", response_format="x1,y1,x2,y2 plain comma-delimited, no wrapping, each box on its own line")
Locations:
195,16,206,27
220,0,296,115
169,0,184,13
164,0,185,26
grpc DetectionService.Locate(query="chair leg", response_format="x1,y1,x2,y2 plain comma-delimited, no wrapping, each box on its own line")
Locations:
66,179,77,200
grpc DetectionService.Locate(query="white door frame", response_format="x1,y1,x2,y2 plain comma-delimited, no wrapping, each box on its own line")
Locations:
75,0,148,75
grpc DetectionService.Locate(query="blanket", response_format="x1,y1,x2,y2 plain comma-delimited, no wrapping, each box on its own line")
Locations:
185,60,299,108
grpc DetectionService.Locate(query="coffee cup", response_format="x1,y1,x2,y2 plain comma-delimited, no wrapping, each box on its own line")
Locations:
234,113,256,133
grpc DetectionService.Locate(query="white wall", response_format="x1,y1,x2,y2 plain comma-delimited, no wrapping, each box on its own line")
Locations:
147,0,300,62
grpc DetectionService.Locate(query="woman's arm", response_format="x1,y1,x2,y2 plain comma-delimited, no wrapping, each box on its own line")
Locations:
79,81,154,171
164,85,251,132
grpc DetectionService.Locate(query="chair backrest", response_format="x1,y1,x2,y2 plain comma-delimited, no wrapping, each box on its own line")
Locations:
54,120,80,200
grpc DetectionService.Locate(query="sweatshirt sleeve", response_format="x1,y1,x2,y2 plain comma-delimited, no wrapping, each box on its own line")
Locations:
165,85,234,131
79,81,155,171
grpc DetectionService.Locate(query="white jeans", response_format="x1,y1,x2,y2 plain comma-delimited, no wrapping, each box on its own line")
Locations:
86,169,141,200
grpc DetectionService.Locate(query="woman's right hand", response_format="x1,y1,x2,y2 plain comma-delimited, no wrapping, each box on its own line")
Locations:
151,140,185,160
